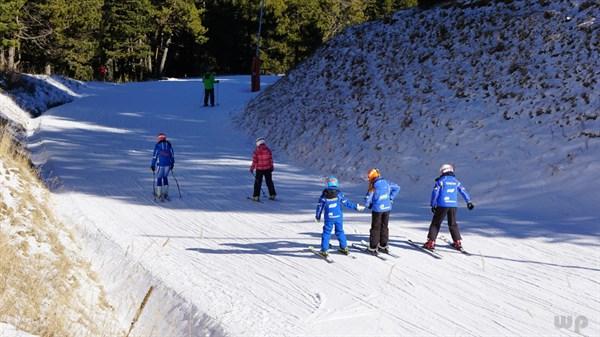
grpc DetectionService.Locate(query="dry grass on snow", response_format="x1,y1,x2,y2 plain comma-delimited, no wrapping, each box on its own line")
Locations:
0,125,118,337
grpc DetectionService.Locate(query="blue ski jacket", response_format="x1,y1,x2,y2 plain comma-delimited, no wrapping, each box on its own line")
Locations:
151,140,175,167
364,178,400,213
316,189,358,222
430,173,471,208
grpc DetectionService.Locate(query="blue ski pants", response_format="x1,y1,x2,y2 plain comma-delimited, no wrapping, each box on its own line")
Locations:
321,219,347,251
156,166,171,186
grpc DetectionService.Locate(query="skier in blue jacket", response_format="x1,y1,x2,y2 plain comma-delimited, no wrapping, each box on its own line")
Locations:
315,176,365,257
150,133,175,200
424,164,474,250
364,168,400,255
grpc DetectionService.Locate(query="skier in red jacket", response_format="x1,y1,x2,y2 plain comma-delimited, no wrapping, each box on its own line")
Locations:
250,137,276,201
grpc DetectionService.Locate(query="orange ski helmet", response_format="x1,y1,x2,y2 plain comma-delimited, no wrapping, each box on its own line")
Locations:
367,168,380,182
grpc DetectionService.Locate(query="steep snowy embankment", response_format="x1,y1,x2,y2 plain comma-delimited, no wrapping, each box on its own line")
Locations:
238,0,600,231
0,79,119,336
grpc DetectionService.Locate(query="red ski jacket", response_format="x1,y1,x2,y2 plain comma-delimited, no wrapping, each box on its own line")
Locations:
251,144,274,171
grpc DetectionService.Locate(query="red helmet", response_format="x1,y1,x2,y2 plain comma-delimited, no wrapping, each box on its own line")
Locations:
157,133,167,141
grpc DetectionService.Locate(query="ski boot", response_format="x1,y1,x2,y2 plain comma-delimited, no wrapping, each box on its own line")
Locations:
338,247,350,255
423,239,435,250
269,194,276,200
251,196,260,202
453,240,462,250
366,246,379,256
377,245,389,254
162,185,170,201
318,250,329,258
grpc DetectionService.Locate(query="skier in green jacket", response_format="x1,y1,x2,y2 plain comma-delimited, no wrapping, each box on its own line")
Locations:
202,72,219,107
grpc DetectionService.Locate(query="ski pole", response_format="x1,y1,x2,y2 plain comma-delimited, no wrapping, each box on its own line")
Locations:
215,81,219,106
171,169,182,198
152,171,156,200
251,171,267,197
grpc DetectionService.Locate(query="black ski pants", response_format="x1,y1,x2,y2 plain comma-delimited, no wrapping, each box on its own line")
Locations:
204,89,215,106
253,168,276,198
427,207,462,242
369,211,390,249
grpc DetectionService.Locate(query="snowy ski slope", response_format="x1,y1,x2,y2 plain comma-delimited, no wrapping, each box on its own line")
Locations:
26,77,599,336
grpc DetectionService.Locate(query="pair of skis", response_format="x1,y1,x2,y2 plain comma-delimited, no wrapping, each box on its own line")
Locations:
406,236,471,259
246,196,280,203
307,246,340,263
351,240,400,261
439,235,472,256
309,240,399,263
152,193,170,203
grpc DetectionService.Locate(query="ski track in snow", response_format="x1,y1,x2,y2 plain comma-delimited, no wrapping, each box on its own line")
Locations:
29,77,600,337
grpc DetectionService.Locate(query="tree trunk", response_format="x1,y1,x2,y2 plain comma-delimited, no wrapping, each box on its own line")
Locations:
8,46,16,71
147,55,152,75
158,36,171,77
153,29,162,77
0,47,5,70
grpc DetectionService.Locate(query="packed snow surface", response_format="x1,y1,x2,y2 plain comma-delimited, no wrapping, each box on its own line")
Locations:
24,75,599,337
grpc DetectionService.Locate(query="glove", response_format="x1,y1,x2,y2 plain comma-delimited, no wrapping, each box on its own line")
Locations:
170,164,174,170
356,204,366,212
249,168,254,175
467,202,474,210
151,166,155,173
431,206,437,214
315,217,320,223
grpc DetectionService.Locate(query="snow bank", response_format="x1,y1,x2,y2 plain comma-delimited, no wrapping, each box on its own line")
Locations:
0,73,82,136
69,208,227,337
2,73,82,117
0,323,38,337
0,141,118,336
237,0,600,230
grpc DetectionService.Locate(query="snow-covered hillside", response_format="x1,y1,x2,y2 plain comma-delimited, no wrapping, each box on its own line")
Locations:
238,0,600,229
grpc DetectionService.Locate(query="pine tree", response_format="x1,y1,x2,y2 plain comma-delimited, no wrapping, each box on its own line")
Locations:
28,0,103,79
101,0,154,81
0,0,26,71
150,0,206,77
366,0,417,20
201,0,256,74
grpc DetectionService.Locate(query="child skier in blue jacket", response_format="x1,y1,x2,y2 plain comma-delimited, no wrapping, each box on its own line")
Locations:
316,176,365,257
150,133,175,200
424,164,474,250
364,168,400,255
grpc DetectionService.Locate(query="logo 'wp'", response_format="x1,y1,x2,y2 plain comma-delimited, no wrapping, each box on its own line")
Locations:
554,315,588,334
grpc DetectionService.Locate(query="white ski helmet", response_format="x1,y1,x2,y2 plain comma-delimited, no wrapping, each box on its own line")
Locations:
255,137,266,146
439,164,454,174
